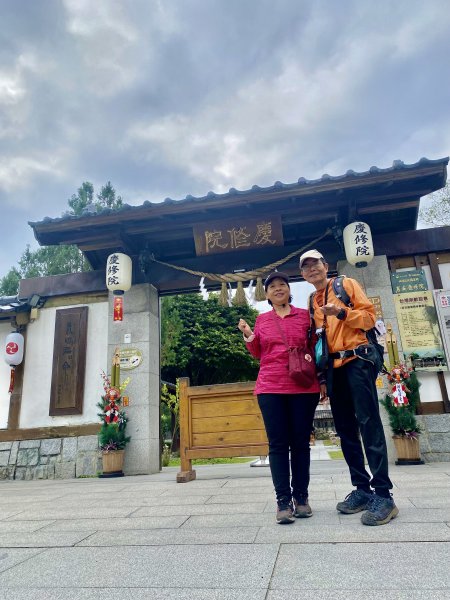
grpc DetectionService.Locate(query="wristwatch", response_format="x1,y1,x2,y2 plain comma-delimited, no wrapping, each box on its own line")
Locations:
336,308,347,321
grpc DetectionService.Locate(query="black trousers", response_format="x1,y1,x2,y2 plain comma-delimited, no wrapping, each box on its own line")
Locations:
330,358,392,493
257,393,319,502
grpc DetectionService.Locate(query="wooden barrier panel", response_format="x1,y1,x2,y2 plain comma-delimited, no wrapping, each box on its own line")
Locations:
177,378,268,482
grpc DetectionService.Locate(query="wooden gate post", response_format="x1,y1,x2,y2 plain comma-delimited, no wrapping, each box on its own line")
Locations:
176,377,196,483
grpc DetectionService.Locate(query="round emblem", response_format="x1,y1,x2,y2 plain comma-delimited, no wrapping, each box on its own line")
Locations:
6,342,18,355
305,354,312,362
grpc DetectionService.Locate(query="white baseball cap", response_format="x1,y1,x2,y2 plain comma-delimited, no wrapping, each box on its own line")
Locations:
299,249,325,269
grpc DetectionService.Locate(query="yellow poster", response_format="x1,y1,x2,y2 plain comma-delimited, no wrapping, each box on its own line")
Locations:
394,291,447,371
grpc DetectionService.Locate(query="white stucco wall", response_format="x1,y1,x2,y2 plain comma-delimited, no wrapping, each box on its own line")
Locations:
0,321,12,428
20,302,108,428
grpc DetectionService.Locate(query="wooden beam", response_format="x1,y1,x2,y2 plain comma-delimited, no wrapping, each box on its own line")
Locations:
358,200,419,214
437,372,450,413
0,423,100,442
428,252,443,288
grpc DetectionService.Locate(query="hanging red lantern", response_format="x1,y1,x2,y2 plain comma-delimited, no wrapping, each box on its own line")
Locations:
4,332,24,393
106,253,132,322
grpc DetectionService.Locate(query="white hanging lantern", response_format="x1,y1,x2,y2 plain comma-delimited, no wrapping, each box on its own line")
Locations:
106,253,132,294
343,221,374,268
106,253,132,322
4,332,24,394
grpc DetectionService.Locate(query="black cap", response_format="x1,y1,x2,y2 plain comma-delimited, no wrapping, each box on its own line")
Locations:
264,271,290,291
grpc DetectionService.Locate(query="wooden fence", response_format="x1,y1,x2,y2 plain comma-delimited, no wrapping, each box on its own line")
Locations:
177,378,268,482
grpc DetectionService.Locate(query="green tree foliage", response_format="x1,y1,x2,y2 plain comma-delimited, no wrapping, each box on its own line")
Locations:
161,294,260,386
0,268,21,296
419,182,450,226
0,181,124,296
68,181,123,215
0,244,89,296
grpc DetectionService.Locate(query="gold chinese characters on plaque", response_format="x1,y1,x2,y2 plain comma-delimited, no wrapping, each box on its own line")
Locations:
193,217,284,256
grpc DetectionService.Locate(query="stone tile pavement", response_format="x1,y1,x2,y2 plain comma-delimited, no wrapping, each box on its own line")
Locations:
0,458,448,599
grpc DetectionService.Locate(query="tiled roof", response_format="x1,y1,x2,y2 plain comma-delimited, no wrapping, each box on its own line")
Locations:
30,156,448,227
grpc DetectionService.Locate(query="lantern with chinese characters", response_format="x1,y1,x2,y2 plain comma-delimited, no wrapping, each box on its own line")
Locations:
106,253,132,322
343,221,374,268
4,331,24,393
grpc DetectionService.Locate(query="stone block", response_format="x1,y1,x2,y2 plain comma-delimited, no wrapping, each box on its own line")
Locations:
62,437,77,461
425,414,450,433
14,468,26,480
24,468,34,480
423,452,450,462
109,311,150,344
17,449,39,467
116,283,159,316
124,437,160,475
19,439,41,449
77,435,98,452
47,463,55,479
55,461,76,479
428,433,450,452
33,465,48,479
0,451,10,466
418,433,431,453
0,442,12,451
40,438,62,455
76,452,99,477
40,456,49,464
0,466,14,480
9,440,19,464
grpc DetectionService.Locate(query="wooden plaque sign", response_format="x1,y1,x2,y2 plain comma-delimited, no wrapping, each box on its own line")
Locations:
49,306,88,415
193,216,284,256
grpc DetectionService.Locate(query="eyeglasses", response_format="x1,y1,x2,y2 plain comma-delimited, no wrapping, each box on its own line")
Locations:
301,260,322,272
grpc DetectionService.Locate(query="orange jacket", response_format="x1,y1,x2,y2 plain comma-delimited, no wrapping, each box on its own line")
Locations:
311,277,376,368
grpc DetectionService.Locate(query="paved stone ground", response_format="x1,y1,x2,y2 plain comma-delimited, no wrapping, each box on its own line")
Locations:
0,458,448,599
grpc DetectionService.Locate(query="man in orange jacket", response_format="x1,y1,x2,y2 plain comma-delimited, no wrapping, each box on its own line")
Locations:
300,249,398,526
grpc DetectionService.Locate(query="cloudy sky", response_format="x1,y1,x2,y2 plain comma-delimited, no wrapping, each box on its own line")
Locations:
1,0,449,279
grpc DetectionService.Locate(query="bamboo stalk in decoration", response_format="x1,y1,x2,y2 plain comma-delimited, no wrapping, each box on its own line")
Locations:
111,347,121,388
232,281,247,306
254,277,265,301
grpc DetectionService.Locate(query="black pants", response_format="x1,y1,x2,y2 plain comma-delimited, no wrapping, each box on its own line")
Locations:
330,358,392,494
257,393,319,502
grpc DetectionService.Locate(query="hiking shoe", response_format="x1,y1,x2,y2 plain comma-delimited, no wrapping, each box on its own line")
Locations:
336,489,373,514
276,498,295,524
293,494,313,518
361,494,399,526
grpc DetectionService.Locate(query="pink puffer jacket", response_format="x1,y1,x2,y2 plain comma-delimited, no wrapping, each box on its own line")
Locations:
245,306,320,395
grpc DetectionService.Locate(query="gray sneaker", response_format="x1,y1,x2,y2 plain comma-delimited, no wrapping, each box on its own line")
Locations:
276,498,295,524
293,495,313,518
361,494,399,526
336,489,373,514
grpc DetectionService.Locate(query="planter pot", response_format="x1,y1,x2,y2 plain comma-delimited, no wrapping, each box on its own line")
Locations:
392,435,423,465
100,449,125,478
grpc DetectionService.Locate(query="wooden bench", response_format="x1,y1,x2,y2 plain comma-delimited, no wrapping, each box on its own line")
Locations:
177,378,268,482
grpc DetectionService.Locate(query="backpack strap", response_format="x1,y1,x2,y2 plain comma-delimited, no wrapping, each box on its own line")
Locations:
332,275,353,308
307,292,316,340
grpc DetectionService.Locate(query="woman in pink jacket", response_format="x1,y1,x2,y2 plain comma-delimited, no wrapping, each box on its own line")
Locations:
238,272,320,524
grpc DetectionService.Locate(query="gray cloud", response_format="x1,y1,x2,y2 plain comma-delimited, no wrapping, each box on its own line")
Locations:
1,0,449,276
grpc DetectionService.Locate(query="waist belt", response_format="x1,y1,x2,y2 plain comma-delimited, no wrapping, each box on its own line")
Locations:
328,345,371,360
328,349,358,359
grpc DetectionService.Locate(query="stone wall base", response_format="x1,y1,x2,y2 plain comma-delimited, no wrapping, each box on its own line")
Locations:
417,414,450,463
0,436,101,480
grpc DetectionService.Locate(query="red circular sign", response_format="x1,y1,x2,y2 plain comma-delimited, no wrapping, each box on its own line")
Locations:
6,342,18,355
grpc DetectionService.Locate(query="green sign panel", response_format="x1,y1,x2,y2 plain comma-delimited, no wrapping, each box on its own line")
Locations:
391,269,428,294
